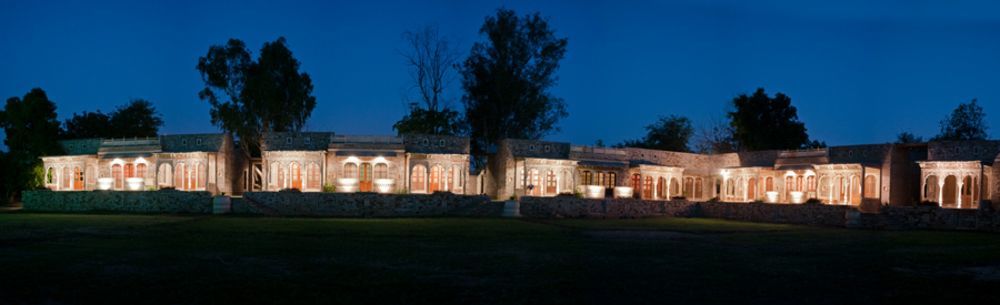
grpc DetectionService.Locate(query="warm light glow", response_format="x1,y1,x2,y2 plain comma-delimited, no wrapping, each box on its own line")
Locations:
790,191,804,203
371,156,388,164
613,186,633,198
134,157,149,165
126,177,144,191
98,178,113,190
584,185,605,199
343,156,361,164
374,178,394,193
337,178,358,192
765,191,779,203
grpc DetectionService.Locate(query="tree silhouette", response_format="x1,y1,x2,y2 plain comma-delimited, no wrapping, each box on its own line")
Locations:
460,8,568,159
61,99,163,139
895,132,924,144
694,117,738,154
728,88,812,150
933,99,988,141
0,88,63,203
619,115,694,152
197,37,316,157
393,25,463,135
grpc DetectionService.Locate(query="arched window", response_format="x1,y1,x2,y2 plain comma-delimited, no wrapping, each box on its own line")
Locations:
344,163,358,179
924,176,938,201
607,172,617,188
562,170,574,191
158,163,173,187
176,163,186,190
807,175,816,192
430,165,444,193
527,169,540,196
374,163,388,180
411,165,427,193
307,163,321,189
73,166,84,190
864,175,877,198
61,167,71,189
446,166,456,192
112,164,123,190
289,162,302,190
631,174,641,191
46,167,55,185
452,165,462,188
765,177,774,192
819,176,830,199
695,178,703,199
136,163,147,179
597,172,606,188
583,171,593,185
124,163,135,179
545,170,557,195
643,176,654,199
683,177,693,198
657,177,666,199
196,162,205,189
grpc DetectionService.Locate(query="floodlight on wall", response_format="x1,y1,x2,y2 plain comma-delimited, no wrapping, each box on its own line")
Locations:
765,191,779,203
337,178,358,193
613,186,633,198
584,185,605,199
374,179,394,193
790,191,804,204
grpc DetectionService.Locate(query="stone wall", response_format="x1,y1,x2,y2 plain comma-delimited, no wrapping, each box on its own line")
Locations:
849,205,1000,232
521,196,852,227
234,192,502,217
519,196,698,219
22,190,213,213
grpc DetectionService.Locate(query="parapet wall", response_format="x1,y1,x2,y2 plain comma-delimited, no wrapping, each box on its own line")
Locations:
22,190,213,213
235,192,501,217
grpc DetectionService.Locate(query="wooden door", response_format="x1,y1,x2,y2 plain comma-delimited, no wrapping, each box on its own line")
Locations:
291,163,303,190
359,163,373,192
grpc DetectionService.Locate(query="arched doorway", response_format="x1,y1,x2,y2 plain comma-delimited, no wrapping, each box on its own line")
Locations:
430,165,444,193
747,177,756,201
527,169,540,196
308,163,322,189
410,165,427,193
112,164,123,190
694,178,703,199
924,175,938,202
657,177,666,199
643,176,653,199
545,170,557,195
73,167,84,190
290,162,302,190
358,163,372,192
942,175,958,207
683,177,693,198
670,177,679,198
631,174,641,195
850,175,862,205
961,176,974,207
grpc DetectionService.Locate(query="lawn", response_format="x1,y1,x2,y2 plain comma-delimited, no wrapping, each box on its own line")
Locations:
1,213,999,305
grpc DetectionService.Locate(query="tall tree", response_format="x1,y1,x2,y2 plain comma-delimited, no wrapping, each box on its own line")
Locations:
934,99,988,141
197,37,316,157
460,8,569,158
619,115,694,152
0,88,63,203
393,25,463,135
61,111,112,139
108,99,163,138
694,117,738,154
60,99,163,139
895,131,924,144
728,88,812,150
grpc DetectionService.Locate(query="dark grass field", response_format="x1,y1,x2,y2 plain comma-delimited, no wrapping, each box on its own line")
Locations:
1,212,999,305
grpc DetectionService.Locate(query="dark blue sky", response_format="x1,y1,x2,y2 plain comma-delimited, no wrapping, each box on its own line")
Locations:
2,0,998,149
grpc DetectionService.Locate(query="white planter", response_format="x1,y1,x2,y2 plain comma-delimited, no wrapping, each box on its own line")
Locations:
613,186,633,198
790,191,804,204
584,185,605,199
337,178,358,193
765,191,779,203
97,178,114,190
374,178,394,194
126,177,144,191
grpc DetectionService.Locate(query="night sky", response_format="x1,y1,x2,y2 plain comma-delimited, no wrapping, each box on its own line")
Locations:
2,0,998,150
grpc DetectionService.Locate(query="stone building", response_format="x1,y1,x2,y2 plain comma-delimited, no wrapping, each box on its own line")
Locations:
42,134,236,194
40,132,1000,210
486,138,1000,209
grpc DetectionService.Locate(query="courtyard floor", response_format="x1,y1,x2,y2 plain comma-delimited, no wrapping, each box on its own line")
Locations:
1,212,999,304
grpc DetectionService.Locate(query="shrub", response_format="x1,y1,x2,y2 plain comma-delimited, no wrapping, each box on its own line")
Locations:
322,183,336,193
804,198,823,205
707,197,720,202
752,199,765,204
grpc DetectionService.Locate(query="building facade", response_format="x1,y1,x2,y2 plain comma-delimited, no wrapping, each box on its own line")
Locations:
41,133,1000,209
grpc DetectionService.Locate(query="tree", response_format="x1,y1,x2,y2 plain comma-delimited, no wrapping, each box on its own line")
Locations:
61,111,112,139
197,37,316,157
393,103,463,135
108,99,163,138
934,99,988,141
60,99,163,139
694,118,738,154
393,25,463,135
460,8,569,158
728,88,812,150
619,115,694,152
895,132,924,144
0,88,63,203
